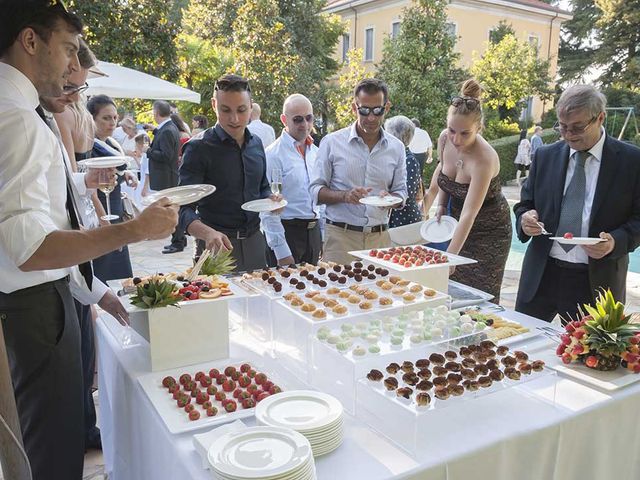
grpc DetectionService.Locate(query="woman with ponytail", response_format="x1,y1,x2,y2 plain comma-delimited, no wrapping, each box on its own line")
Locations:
432,79,512,302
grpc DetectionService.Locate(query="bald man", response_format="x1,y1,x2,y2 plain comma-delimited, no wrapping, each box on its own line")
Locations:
261,94,323,265
248,102,276,147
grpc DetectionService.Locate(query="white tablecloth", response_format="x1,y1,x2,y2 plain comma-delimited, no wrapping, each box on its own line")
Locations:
97,310,640,480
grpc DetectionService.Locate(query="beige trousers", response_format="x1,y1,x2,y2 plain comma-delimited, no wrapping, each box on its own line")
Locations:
323,223,392,264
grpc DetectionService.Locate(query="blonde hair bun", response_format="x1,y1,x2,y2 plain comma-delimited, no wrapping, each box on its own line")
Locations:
460,79,482,100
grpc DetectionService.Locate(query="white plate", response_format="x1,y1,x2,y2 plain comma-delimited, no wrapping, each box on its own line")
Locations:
242,198,288,213
142,184,216,206
359,195,402,207
421,216,458,243
78,156,129,168
549,236,606,245
208,426,312,479
255,391,343,433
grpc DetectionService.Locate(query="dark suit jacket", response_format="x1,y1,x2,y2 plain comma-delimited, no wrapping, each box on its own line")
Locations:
147,120,180,191
514,135,640,303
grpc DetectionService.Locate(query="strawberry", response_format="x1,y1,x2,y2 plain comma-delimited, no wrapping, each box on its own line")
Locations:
369,249,377,257
561,353,573,364
241,398,256,409
224,400,237,413
162,376,176,388
240,363,252,373
206,407,218,417
200,376,212,388
256,392,270,402
196,391,210,405
216,375,226,385
179,373,191,386
214,391,226,402
585,356,598,368
246,384,258,394
168,383,180,394
222,379,236,392
563,232,574,239
238,375,251,388
247,369,257,379
230,370,241,381
269,385,282,395
194,371,205,382
202,401,213,410
177,396,190,408
377,252,385,259
556,344,566,356
233,388,243,399
188,410,200,421
254,373,267,385
261,380,274,392
209,368,220,378
172,390,182,400
238,391,251,400
630,335,640,345
207,385,218,395
224,366,237,377
184,403,195,413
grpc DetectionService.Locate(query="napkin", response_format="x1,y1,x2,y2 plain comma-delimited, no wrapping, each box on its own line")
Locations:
193,419,248,469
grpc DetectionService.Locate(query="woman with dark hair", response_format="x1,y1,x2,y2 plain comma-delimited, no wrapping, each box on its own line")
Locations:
171,112,191,162
433,79,512,302
514,128,532,186
86,94,135,281
192,114,208,135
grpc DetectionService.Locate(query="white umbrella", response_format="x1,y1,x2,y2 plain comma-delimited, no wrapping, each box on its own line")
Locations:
87,61,201,103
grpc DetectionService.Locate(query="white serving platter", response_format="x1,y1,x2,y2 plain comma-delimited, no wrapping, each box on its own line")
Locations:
349,246,476,272
542,353,640,391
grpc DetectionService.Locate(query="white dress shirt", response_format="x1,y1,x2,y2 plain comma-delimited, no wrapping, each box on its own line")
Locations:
549,128,606,264
247,119,276,148
409,127,432,154
0,63,107,304
309,122,407,227
260,131,323,260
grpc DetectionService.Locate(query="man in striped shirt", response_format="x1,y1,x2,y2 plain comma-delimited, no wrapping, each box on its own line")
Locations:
309,78,407,264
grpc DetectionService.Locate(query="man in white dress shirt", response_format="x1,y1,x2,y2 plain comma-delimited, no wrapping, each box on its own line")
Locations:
261,94,323,266
309,78,407,264
0,2,178,477
247,102,276,148
409,118,433,173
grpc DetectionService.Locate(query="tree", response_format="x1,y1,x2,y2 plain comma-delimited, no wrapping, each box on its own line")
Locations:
377,0,464,137
181,0,241,43
559,0,640,89
230,0,301,127
70,0,179,81
489,20,515,44
471,34,553,121
328,48,367,129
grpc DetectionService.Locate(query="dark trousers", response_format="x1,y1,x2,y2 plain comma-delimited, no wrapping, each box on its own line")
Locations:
170,224,186,247
0,278,84,480
516,258,594,322
196,229,267,272
74,300,99,444
266,220,322,267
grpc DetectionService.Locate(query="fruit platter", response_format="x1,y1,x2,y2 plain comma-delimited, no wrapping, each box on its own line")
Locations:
462,309,535,344
138,360,286,434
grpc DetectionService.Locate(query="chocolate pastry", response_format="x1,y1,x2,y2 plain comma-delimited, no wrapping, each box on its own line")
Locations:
449,384,464,396
432,376,448,390
504,367,520,380
384,377,399,390
444,350,458,360
417,368,432,379
496,345,510,356
461,368,476,380
532,360,546,372
401,361,414,373
367,369,383,381
459,347,472,358
478,375,492,388
402,373,419,386
514,351,529,363
489,369,504,382
463,380,480,392
486,359,500,370
434,389,450,400
518,363,532,375
461,358,477,368
416,380,433,391
474,364,489,375
447,373,462,385
428,353,446,366
444,361,461,372
433,366,448,376
415,358,430,369
416,392,431,406
396,387,413,399
480,340,496,350
386,362,401,374
501,356,517,367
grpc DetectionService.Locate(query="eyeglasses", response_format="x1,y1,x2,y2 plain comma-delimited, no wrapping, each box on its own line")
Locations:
450,96,480,109
292,114,314,124
356,105,385,117
553,116,598,135
63,82,89,95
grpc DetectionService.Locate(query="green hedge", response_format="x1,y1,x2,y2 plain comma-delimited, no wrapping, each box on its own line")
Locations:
423,128,560,186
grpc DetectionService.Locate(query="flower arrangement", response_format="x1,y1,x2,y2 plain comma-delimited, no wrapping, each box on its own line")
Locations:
556,289,640,372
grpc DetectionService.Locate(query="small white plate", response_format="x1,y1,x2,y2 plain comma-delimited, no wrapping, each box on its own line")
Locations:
142,184,216,206
550,236,606,245
242,198,288,213
359,195,402,207
421,216,458,243
207,426,312,479
78,156,129,169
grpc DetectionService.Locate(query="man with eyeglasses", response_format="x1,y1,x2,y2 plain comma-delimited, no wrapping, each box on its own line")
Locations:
180,74,278,271
514,84,640,322
0,2,178,478
309,78,407,264
261,94,323,266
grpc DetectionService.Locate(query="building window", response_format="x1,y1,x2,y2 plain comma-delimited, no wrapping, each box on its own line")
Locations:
342,33,350,62
391,21,401,40
528,34,540,54
445,22,457,39
365,27,374,61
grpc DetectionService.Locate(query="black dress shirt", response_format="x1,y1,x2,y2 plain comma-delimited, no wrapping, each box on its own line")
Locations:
179,124,271,235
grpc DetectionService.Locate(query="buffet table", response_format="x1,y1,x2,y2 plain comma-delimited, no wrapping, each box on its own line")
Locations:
97,308,640,480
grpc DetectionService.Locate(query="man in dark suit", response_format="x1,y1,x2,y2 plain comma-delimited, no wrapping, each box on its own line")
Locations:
514,85,640,322
147,100,185,253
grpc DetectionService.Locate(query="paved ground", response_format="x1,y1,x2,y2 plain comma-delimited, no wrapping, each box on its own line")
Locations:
5,183,639,479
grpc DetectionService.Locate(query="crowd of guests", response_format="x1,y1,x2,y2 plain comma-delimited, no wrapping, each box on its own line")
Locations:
2,2,640,480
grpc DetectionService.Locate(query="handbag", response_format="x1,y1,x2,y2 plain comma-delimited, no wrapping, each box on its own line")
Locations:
121,193,140,221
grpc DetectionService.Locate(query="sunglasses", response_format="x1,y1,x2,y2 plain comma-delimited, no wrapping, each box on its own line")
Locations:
450,96,480,109
356,105,385,117
292,114,314,124
63,82,89,95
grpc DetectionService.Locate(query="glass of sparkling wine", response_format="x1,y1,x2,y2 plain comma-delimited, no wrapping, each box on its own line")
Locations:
271,168,283,196
97,168,119,221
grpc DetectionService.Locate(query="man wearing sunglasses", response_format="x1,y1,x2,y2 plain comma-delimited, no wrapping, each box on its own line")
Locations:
514,84,640,322
261,94,323,266
309,78,407,264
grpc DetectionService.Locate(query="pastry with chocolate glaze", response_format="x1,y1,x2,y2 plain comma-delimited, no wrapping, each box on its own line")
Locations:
384,377,398,390
417,368,432,379
402,373,419,386
367,369,384,381
415,359,430,369
444,361,461,372
416,380,433,391
416,392,431,406
401,361,414,373
386,362,401,374
396,387,413,399
428,353,446,366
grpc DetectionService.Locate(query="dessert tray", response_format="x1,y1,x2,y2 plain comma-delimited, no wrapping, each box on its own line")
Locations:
463,307,540,345
349,245,476,272
138,359,287,434
448,280,494,308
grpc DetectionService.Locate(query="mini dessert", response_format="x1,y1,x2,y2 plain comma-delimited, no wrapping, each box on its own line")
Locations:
518,363,532,375
504,367,521,380
489,369,504,382
401,361,414,372
380,281,394,291
295,282,306,290
417,368,432,379
474,364,490,375
501,356,517,367
478,376,493,388
353,346,366,356
384,377,399,391
446,373,462,385
416,380,433,391
396,279,410,287
416,392,431,406
402,372,419,386
305,291,319,299
312,309,327,320
429,353,446,366
486,359,500,370
323,299,339,308
348,295,361,304
433,366,448,376
402,293,416,303
497,345,510,356
358,301,373,310
462,380,479,392
480,340,496,350
386,362,401,374
531,360,545,372
444,361,461,372
461,368,476,380
301,303,316,313
332,305,348,316
291,297,305,308
432,376,448,390
449,384,464,396
379,297,393,306
349,285,360,292
461,358,477,368
424,288,437,297
514,351,529,363
391,287,406,297
369,345,381,354
434,389,450,400
338,291,350,299
327,287,340,296
364,290,378,300
409,284,423,293
396,387,413,399
415,359,430,369
389,275,402,284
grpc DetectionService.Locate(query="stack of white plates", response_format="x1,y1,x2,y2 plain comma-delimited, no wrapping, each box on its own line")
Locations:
255,391,344,457
207,426,315,480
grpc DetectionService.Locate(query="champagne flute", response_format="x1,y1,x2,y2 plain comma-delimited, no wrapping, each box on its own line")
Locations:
97,168,119,221
270,168,283,196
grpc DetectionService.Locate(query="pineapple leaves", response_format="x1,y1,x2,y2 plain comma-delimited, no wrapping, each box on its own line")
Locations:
130,278,181,309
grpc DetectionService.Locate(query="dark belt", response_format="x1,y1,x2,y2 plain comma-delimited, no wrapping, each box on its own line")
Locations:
550,258,589,272
326,219,388,233
216,228,258,240
282,218,318,230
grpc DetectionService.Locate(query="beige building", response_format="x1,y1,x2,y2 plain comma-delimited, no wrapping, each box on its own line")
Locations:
324,0,572,121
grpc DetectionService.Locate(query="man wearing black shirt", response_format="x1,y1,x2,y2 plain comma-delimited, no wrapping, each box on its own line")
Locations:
180,74,276,271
